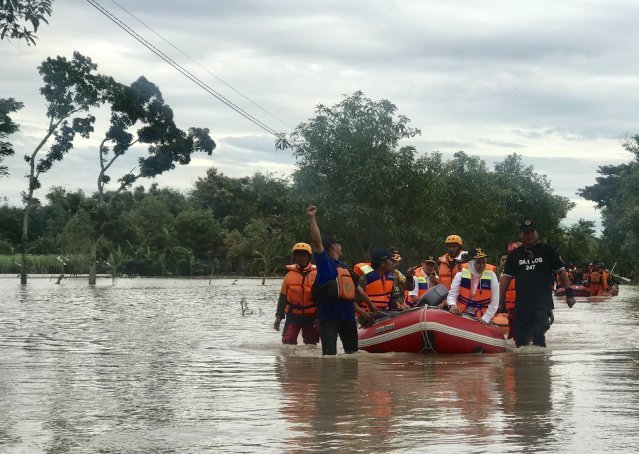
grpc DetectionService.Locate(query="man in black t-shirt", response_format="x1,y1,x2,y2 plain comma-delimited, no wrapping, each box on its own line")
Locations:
499,220,576,347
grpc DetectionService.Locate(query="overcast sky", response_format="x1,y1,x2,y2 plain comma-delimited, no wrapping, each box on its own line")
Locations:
1,0,638,231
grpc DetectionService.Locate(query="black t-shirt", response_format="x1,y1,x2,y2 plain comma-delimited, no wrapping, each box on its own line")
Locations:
503,243,565,310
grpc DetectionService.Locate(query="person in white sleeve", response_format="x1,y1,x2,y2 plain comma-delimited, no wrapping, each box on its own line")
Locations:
446,248,500,325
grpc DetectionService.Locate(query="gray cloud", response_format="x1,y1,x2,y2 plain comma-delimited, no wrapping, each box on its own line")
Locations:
2,0,639,231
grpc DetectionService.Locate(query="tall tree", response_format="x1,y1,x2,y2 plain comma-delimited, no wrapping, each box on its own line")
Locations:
0,97,23,176
88,75,215,284
0,0,53,45
276,91,421,258
20,52,110,284
580,135,639,277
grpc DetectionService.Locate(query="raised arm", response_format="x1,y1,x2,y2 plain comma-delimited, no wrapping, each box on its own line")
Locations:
307,205,324,253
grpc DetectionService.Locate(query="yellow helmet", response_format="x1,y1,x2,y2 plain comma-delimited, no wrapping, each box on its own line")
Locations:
445,235,463,246
292,242,312,255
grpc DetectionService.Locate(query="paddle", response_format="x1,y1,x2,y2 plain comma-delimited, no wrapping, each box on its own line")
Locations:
612,273,632,283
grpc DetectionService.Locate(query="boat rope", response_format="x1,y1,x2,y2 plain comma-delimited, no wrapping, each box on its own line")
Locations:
420,307,435,353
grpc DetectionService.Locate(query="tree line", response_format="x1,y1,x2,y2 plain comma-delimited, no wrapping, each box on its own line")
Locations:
0,51,616,282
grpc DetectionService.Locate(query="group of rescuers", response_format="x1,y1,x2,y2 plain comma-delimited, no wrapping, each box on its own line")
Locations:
275,206,576,356
564,263,617,296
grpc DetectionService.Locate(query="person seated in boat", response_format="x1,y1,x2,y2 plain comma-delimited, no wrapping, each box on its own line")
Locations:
599,263,613,292
447,248,500,325
437,235,468,290
388,247,416,305
603,267,618,287
354,247,404,315
274,242,319,345
587,263,606,296
406,256,439,307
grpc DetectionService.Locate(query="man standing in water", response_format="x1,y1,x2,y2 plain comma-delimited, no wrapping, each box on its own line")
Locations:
499,220,576,347
307,205,363,355
274,242,318,345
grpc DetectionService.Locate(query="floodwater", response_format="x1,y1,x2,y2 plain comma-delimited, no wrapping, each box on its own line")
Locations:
0,277,638,453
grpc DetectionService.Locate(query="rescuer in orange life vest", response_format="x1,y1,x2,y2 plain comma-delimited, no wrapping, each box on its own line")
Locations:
406,256,439,307
447,248,500,324
587,263,607,296
501,241,522,340
354,247,404,315
438,235,468,290
274,242,319,345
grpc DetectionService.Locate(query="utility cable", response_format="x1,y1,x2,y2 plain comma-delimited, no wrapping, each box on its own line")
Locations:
109,0,292,131
85,0,281,137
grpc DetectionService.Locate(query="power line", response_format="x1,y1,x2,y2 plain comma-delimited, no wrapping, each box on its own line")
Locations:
84,0,281,137
109,0,293,131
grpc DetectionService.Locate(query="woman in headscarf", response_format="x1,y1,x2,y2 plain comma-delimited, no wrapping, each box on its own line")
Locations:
446,247,500,325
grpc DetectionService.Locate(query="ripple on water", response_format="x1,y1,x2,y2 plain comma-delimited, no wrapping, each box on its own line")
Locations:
0,278,638,453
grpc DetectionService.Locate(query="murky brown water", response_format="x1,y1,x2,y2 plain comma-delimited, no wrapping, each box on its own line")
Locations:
0,277,637,453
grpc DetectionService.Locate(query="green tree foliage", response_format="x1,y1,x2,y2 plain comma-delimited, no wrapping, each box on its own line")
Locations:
174,208,223,257
276,92,573,264
191,168,289,231
0,97,24,176
561,219,599,265
580,135,639,277
276,91,421,257
0,0,53,45
0,90,590,279
61,208,92,274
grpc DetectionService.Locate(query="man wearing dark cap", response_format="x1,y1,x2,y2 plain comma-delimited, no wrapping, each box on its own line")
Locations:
306,205,373,355
388,247,415,306
499,220,576,347
354,246,404,314
406,256,439,306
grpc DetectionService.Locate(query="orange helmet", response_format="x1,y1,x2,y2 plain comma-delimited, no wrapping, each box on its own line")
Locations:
444,235,463,246
292,242,312,255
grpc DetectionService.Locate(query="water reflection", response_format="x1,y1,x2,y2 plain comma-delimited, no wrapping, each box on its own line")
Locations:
276,351,561,452
0,279,637,452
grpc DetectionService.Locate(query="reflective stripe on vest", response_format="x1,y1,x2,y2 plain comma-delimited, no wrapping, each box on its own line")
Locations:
355,263,394,311
457,268,493,318
284,264,317,317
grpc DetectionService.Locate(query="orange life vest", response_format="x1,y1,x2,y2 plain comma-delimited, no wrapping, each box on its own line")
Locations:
311,264,356,304
438,254,464,290
282,264,317,317
456,268,493,318
416,268,436,294
355,262,394,312
505,278,516,311
589,271,601,284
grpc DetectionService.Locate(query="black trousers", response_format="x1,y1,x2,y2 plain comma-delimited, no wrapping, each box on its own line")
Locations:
319,319,358,355
514,306,551,347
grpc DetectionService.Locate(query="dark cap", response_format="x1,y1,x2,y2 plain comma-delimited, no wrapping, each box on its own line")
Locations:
468,247,488,260
422,256,436,264
390,247,402,262
519,219,537,232
370,246,392,263
321,235,342,251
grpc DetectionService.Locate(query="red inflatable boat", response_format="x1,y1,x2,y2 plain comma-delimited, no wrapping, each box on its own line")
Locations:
358,307,507,354
554,284,619,297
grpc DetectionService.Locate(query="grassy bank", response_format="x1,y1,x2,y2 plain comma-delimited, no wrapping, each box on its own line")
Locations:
0,255,90,275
